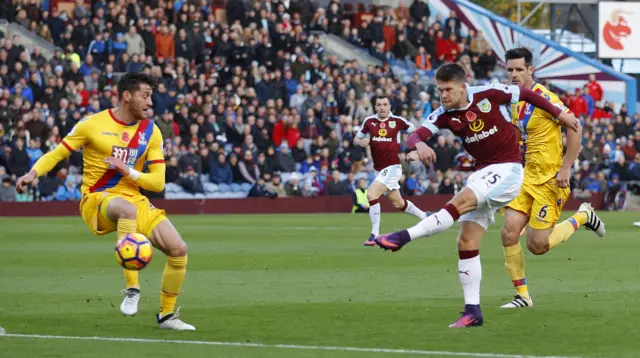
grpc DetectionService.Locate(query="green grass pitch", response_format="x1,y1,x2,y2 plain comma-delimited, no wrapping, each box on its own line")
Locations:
1,211,639,357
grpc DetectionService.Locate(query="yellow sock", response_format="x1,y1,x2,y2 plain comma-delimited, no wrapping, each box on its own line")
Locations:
117,219,139,289
124,269,140,290
160,255,188,317
117,218,137,239
548,212,588,249
503,243,529,299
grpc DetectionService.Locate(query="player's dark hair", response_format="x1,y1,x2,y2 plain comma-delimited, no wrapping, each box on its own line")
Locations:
505,47,533,67
435,63,467,83
373,94,390,106
116,72,156,99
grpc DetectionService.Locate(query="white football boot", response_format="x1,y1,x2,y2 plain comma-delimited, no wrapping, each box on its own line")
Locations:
633,221,640,228
157,308,196,331
120,288,140,316
578,203,606,238
501,295,534,308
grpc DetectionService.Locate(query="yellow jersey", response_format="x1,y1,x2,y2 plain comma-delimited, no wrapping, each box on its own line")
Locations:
33,109,165,196
512,82,569,185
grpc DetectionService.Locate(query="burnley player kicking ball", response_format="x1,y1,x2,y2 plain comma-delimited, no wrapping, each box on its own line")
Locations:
354,95,429,246
373,63,579,328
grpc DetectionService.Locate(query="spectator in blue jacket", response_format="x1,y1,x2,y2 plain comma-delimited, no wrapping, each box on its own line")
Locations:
26,138,43,167
55,176,81,201
210,152,232,184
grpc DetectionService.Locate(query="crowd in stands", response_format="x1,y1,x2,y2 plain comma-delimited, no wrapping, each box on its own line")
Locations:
0,0,639,206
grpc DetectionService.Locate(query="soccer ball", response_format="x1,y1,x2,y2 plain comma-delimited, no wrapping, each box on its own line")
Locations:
115,233,153,271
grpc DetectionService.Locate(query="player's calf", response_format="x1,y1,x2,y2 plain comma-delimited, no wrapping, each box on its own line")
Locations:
526,237,550,255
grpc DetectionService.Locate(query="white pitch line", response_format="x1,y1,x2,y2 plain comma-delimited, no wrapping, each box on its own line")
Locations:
1,333,579,358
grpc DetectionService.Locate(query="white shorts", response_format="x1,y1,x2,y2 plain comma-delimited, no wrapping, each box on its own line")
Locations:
373,164,402,191
459,162,524,230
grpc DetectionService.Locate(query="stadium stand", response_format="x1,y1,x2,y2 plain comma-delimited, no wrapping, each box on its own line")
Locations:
0,0,638,208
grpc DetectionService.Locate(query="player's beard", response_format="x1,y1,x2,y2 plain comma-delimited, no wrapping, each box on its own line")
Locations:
132,102,147,121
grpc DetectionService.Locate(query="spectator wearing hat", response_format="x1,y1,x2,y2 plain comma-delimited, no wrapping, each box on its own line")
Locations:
0,176,15,202
55,175,81,201
179,165,204,194
268,172,288,197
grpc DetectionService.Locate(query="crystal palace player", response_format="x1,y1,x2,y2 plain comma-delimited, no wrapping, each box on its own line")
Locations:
354,95,428,246
16,73,195,330
500,48,605,309
373,63,580,328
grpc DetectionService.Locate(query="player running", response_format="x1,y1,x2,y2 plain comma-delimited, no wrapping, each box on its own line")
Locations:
354,95,428,246
500,48,605,309
16,73,195,331
372,63,580,328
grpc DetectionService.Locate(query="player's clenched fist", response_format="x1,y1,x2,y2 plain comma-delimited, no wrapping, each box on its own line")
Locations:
414,142,437,163
15,170,37,194
358,137,370,147
104,157,130,175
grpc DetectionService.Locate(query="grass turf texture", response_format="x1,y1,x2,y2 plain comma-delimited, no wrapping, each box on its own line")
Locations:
0,212,638,357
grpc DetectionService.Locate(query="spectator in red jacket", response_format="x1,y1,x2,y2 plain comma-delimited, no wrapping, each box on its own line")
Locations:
586,74,603,102
569,88,589,118
272,116,301,149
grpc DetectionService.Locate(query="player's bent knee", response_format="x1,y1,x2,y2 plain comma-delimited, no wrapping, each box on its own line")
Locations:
526,239,549,255
391,199,405,209
501,226,520,247
168,242,188,258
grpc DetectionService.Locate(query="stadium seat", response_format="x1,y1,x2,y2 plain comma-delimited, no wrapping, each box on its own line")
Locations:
229,183,242,192
218,183,231,193
204,182,218,193
194,193,206,199
201,174,210,182
240,183,253,192
281,172,293,182
165,183,182,193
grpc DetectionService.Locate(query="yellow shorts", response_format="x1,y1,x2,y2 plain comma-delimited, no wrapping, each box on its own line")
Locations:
80,192,167,237
507,178,570,230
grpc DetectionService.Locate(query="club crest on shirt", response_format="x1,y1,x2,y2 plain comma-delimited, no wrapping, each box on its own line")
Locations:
476,98,492,113
389,121,396,129
138,133,147,146
121,132,130,143
465,111,477,122
524,103,533,115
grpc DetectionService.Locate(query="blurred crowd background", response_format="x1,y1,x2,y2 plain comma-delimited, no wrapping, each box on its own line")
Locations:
0,0,638,209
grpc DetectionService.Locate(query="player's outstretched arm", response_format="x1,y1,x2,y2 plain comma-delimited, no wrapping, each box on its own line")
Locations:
17,120,90,193
406,127,436,163
16,144,72,193
354,135,369,147
519,88,579,132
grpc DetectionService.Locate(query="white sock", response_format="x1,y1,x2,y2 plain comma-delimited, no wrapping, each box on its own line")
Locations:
458,254,482,305
404,200,427,219
406,208,455,240
369,203,381,236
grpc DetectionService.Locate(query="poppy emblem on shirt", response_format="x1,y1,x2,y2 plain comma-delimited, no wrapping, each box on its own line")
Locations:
121,132,130,143
380,122,386,129
465,111,477,122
